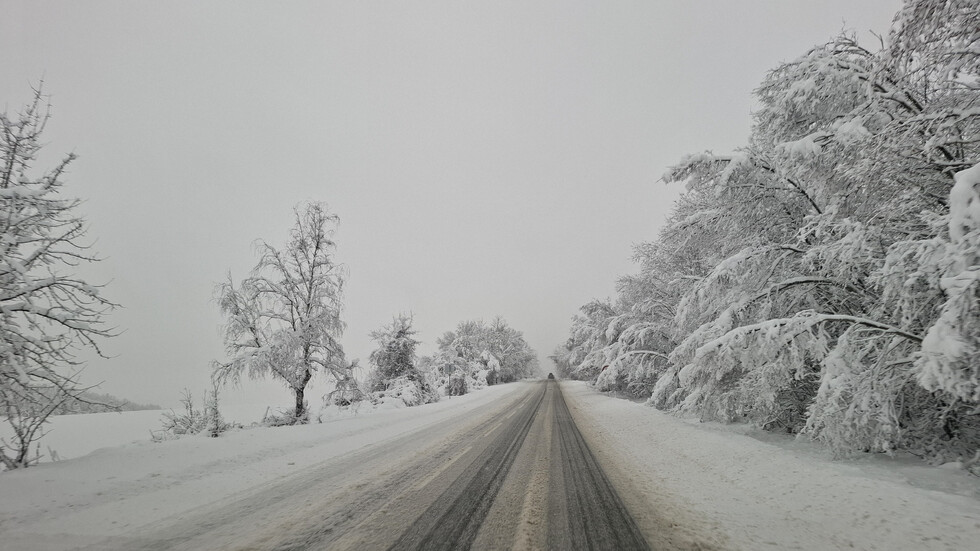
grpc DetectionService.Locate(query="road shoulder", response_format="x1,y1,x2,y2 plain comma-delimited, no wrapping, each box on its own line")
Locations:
560,380,980,551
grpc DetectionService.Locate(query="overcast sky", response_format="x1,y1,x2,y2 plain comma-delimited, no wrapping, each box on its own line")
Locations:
1,0,903,408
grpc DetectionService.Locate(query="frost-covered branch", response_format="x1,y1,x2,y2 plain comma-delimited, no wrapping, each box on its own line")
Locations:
1,86,117,469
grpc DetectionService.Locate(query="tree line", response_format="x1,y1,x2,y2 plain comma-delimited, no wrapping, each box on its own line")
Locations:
553,0,980,471
1,90,537,466
213,201,538,423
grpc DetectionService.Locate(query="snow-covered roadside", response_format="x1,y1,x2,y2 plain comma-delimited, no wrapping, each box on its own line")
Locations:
0,403,286,464
0,383,528,547
561,381,980,551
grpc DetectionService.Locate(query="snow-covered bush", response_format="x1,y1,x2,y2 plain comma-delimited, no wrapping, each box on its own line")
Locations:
155,386,231,440
324,362,366,407
420,350,486,397
446,368,469,396
369,375,440,408
917,164,980,402
262,403,310,427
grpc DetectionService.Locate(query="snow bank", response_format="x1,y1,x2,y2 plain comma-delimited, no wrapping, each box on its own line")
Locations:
561,381,980,551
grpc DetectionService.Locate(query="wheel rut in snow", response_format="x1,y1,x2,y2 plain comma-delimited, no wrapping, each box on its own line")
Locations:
546,382,649,550
387,381,546,550
390,380,649,551
95,381,650,550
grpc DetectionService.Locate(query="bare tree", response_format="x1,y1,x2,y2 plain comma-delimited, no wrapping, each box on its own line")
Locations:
213,202,348,423
0,87,116,469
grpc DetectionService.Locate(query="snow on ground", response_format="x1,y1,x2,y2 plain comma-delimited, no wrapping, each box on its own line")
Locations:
5,380,980,550
0,404,279,463
561,380,980,551
1,409,167,463
0,383,527,547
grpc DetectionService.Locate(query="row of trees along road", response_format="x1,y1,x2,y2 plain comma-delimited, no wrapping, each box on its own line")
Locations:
554,0,980,471
1,85,541,464
0,88,359,463
365,315,539,405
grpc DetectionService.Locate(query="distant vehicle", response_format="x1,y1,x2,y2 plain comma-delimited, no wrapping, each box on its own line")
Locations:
547,373,555,380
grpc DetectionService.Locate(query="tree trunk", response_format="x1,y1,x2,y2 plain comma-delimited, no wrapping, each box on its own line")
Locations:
294,386,305,423
293,368,313,423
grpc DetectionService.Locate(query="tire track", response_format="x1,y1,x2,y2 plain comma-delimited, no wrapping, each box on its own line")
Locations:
549,383,650,550
387,383,547,550
98,381,651,550
392,380,650,550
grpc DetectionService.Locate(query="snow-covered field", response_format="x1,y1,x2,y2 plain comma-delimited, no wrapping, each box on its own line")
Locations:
0,384,527,549
2,381,979,550
0,404,274,463
562,381,980,551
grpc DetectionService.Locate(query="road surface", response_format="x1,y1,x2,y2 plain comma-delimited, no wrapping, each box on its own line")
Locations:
89,380,650,550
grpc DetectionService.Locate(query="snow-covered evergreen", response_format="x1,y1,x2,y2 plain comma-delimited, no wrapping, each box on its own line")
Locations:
366,315,439,407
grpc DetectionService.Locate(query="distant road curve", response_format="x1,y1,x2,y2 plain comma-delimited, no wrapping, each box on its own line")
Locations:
110,381,650,550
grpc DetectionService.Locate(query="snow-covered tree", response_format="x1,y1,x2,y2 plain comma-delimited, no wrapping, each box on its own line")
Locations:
0,88,117,469
434,318,538,384
559,0,980,468
325,359,365,407
418,318,537,397
213,202,349,424
366,315,438,407
420,348,473,396
369,314,420,382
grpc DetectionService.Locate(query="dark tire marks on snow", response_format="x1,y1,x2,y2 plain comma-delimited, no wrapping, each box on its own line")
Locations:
392,380,649,551
107,381,651,550
388,383,547,550
547,383,649,550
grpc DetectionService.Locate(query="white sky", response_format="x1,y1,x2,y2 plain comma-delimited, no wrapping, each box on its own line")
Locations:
1,0,903,408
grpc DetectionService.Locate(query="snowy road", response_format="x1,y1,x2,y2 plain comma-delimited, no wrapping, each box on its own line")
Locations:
5,380,979,550
21,381,648,550
388,380,648,551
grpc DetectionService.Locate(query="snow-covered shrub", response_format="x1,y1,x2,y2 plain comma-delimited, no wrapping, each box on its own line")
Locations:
421,350,498,397
262,403,310,427
325,368,366,408
420,318,537,397
917,164,980,402
369,375,439,408
156,386,231,440
671,313,830,428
